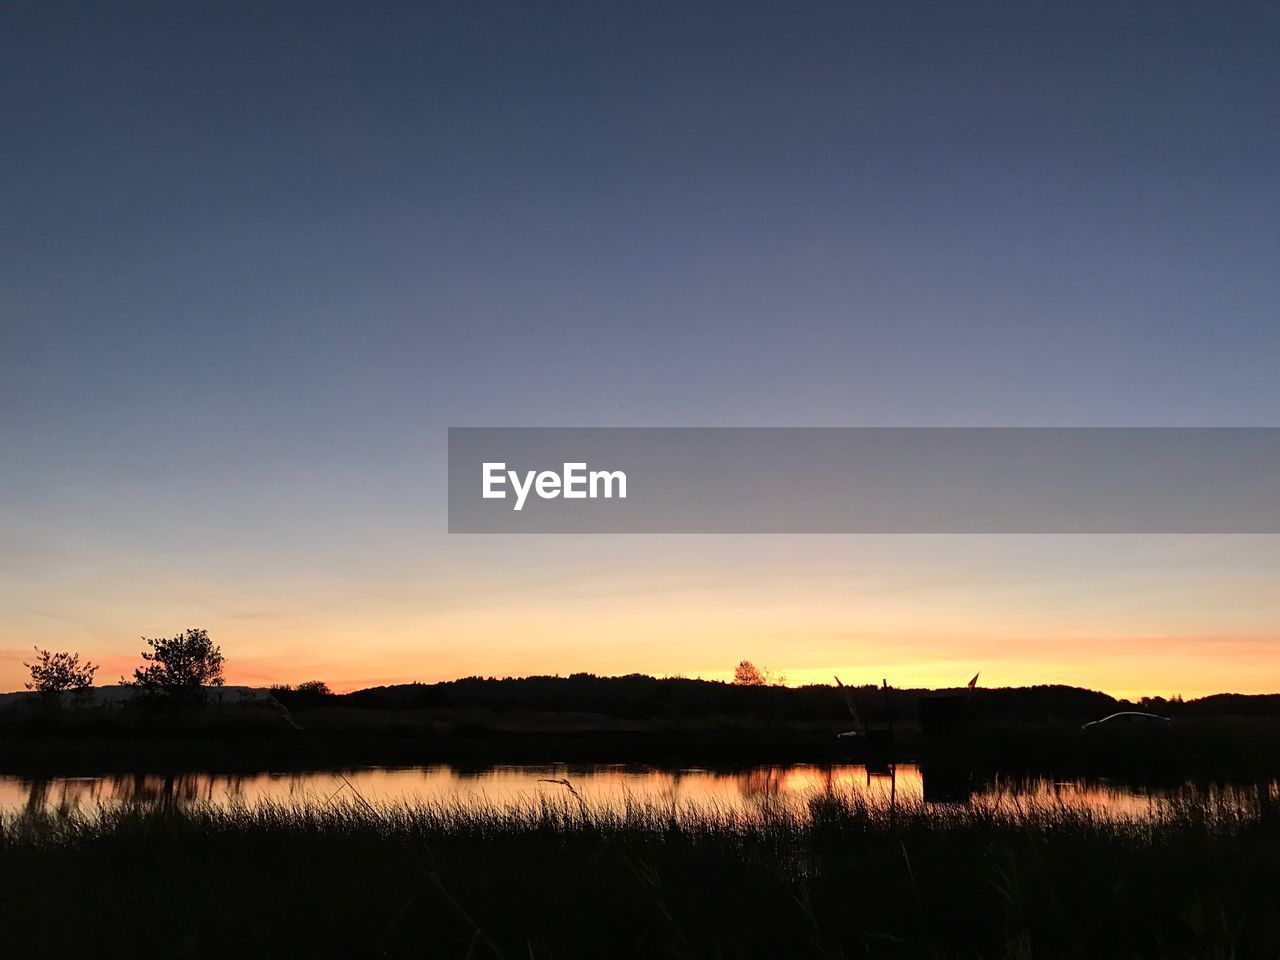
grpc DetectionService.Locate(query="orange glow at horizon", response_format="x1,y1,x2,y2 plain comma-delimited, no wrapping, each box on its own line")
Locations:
2,535,1278,700
4,625,1277,701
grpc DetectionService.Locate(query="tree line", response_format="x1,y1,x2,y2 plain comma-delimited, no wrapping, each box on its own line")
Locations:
24,627,225,706
25,640,783,706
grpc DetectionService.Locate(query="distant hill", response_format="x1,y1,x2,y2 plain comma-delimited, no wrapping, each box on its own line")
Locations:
327,675,1127,724
1177,693,1280,717
7,675,1279,724
0,685,270,710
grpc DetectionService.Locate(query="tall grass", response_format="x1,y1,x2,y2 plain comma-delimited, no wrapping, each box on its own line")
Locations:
3,785,1278,958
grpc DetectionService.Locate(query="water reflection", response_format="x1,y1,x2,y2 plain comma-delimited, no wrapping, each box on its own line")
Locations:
1,764,1275,821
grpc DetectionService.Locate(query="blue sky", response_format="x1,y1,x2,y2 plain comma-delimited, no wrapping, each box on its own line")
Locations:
2,1,1278,693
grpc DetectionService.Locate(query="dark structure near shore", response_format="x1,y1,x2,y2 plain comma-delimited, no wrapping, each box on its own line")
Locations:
917,693,977,738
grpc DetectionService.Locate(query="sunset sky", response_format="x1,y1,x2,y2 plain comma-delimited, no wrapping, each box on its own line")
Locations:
3,3,1279,697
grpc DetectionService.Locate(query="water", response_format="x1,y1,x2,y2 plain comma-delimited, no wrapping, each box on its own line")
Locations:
3,763,1274,820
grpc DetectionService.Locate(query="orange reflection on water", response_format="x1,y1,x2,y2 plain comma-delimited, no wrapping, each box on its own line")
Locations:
0,764,1273,822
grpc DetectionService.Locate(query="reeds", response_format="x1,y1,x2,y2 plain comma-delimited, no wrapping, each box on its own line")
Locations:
3,784,1278,959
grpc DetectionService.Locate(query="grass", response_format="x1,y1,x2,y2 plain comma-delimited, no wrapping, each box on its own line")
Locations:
3,784,1279,959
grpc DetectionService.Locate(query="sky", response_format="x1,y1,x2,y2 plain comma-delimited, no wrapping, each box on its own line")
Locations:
2,1,1279,697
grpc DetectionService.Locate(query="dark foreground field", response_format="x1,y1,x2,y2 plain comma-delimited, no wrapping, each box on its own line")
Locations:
4,788,1279,959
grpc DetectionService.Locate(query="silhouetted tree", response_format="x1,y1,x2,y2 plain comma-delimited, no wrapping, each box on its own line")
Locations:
24,648,97,705
732,660,786,686
126,628,224,703
267,679,332,708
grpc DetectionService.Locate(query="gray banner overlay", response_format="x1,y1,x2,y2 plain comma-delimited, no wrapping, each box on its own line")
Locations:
448,428,1280,533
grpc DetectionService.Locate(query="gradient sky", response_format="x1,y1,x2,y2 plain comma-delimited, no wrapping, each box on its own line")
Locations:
3,2,1279,697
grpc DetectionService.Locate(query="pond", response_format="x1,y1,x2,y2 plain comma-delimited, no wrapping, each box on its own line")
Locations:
3,763,1275,821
